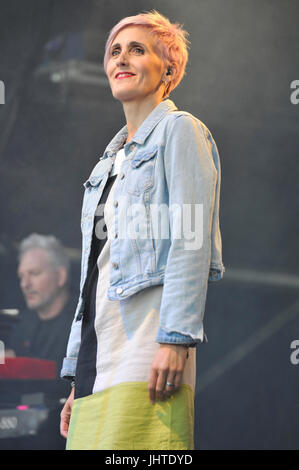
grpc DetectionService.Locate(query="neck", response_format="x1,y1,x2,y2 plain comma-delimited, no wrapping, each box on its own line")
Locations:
122,95,164,144
36,289,69,321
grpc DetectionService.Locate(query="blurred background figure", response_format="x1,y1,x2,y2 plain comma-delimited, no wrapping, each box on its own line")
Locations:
5,233,74,376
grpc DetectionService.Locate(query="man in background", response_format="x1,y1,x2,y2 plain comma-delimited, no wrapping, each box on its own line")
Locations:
6,233,74,376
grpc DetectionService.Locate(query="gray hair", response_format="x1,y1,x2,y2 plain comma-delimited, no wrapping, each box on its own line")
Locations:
18,233,71,279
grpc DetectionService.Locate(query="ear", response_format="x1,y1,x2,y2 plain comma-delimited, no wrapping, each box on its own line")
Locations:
169,64,177,80
163,65,172,79
57,266,68,288
164,64,177,84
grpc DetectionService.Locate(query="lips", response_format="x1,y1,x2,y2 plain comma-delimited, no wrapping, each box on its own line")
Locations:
115,72,136,79
25,292,37,298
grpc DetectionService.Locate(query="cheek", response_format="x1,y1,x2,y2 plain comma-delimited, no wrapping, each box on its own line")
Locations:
141,67,157,83
39,274,57,293
106,65,114,85
107,74,113,90
145,61,163,81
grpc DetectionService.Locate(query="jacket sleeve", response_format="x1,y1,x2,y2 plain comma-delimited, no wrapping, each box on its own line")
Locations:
60,309,82,379
155,113,219,343
156,326,197,347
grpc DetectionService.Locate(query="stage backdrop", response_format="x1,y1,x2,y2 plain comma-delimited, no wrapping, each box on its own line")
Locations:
0,0,298,450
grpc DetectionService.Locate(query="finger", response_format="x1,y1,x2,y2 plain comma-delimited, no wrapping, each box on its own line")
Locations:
148,367,158,404
60,415,69,438
164,371,177,397
155,368,168,402
60,422,68,438
173,369,183,390
60,408,71,438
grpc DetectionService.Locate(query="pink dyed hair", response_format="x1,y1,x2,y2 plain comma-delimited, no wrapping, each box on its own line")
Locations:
103,10,190,98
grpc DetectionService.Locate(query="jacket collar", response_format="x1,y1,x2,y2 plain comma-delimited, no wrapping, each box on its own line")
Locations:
102,99,178,158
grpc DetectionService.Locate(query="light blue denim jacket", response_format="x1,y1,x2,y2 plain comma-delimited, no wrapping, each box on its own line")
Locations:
60,99,225,379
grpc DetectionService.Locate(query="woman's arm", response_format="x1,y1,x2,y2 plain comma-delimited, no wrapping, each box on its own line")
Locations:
157,113,218,343
60,313,82,379
149,113,219,401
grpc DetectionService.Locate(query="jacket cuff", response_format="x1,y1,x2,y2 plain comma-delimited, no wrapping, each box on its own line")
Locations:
155,326,198,347
60,357,77,379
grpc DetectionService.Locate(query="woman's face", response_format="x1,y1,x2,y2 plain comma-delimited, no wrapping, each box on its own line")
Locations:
106,26,166,104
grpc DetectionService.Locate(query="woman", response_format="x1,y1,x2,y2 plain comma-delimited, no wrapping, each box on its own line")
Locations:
60,10,224,450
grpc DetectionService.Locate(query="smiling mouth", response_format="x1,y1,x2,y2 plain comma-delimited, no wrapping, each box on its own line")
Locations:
115,72,136,79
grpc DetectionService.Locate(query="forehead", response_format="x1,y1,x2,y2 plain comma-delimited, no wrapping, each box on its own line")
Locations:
18,248,51,272
112,25,157,50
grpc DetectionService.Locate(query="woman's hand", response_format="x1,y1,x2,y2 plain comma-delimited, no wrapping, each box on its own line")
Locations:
148,344,188,404
60,387,74,438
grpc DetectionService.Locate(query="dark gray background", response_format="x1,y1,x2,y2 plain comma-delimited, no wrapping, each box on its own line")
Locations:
0,0,298,449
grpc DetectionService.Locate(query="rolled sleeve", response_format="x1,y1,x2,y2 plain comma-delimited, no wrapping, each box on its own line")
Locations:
60,357,78,379
60,314,82,379
156,326,197,347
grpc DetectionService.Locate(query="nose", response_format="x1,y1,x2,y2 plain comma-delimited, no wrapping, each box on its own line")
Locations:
116,49,129,66
20,274,31,291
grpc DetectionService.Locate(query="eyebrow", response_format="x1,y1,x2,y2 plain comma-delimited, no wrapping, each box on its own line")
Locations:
110,41,147,51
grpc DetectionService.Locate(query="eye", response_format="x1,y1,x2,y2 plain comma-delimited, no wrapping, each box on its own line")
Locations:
111,49,120,57
31,270,42,277
132,46,144,54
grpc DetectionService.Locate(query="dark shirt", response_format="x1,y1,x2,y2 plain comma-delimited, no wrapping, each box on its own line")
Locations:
8,299,75,376
75,174,117,398
82,174,117,314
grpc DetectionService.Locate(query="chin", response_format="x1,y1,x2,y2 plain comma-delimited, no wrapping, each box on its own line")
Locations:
26,299,40,311
111,88,141,103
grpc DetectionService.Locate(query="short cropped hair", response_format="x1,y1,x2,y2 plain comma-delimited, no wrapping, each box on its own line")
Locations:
103,10,190,98
18,233,71,280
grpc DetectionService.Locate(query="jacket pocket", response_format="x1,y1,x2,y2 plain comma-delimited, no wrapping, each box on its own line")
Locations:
126,145,158,196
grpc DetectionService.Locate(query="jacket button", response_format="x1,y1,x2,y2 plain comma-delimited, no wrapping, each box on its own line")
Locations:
113,232,118,238
114,201,118,207
120,172,125,179
112,262,118,269
116,287,123,294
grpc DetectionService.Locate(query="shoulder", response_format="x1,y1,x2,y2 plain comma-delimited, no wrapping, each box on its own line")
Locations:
9,310,37,343
163,109,212,140
17,309,37,325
